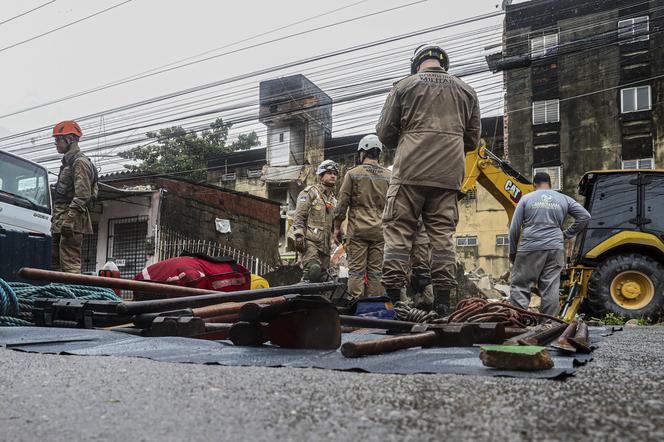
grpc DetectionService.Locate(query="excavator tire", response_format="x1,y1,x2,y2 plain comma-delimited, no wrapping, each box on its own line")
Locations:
587,253,664,319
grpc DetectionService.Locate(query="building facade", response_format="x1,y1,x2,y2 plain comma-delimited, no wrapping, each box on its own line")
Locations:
80,175,281,285
494,0,664,193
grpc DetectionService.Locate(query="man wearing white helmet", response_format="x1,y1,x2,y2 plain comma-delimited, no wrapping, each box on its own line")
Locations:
290,160,339,282
334,135,390,301
376,43,481,315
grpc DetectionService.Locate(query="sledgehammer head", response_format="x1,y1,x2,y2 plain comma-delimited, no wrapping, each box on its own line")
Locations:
230,305,341,350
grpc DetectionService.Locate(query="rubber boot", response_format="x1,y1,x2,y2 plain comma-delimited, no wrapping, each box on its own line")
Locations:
433,288,451,317
385,288,402,305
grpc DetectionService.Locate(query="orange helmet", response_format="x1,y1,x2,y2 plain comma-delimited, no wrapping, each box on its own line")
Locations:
53,120,82,138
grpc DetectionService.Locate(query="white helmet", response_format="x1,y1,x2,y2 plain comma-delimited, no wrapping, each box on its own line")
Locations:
357,134,383,152
316,159,339,176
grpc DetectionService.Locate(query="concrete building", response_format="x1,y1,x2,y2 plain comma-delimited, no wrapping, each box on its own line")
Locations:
455,115,511,277
208,75,332,258
491,0,664,193
80,174,281,286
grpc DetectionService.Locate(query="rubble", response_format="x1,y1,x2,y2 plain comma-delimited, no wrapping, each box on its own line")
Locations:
457,264,512,305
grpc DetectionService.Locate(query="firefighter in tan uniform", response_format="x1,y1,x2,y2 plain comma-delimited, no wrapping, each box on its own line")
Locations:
291,160,339,282
377,44,481,315
51,120,97,274
333,135,390,301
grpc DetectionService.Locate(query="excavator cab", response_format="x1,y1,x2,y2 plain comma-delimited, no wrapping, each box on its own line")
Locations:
563,170,664,320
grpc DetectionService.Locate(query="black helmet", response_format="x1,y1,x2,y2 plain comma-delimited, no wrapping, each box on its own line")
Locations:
410,44,449,74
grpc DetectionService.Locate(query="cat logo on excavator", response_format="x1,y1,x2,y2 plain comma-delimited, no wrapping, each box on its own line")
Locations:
504,180,522,203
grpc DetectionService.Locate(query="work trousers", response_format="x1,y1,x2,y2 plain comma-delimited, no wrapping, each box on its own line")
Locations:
301,239,330,282
382,184,458,292
406,227,434,308
509,249,565,317
346,236,384,300
51,232,84,274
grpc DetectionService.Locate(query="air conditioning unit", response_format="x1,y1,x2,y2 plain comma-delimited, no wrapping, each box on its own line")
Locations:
533,165,562,190
246,169,262,179
221,173,237,182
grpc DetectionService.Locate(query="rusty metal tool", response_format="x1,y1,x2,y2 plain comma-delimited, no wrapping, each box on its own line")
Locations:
111,319,232,340
550,321,579,352
339,315,523,340
32,299,132,328
132,295,298,328
229,306,341,349
20,267,342,315
340,323,508,358
238,295,331,322
504,322,569,346
568,321,591,353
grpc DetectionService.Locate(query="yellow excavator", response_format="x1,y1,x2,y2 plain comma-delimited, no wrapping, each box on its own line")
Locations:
461,142,664,321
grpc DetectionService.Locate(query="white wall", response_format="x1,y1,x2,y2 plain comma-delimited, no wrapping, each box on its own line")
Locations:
91,192,159,273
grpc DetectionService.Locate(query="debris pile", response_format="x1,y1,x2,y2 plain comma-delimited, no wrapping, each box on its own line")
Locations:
2,267,594,373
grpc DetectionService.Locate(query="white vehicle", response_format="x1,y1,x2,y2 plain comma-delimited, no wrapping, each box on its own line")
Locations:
0,150,52,280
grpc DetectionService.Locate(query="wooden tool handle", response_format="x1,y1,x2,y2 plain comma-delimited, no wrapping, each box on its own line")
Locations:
193,296,286,318
341,331,437,358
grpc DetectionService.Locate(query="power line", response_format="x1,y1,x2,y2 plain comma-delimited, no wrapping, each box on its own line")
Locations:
0,9,504,120
0,0,56,26
0,0,134,54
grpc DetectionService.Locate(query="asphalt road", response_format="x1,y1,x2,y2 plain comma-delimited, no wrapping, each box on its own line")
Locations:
1,326,663,442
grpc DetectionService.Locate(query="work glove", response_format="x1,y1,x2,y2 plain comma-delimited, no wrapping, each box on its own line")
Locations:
295,235,306,253
61,222,74,238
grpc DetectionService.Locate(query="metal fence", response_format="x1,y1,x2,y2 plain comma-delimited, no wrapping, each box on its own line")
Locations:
154,226,274,276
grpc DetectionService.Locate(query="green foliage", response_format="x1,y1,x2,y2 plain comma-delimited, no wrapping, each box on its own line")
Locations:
601,312,626,325
636,317,650,326
119,118,260,181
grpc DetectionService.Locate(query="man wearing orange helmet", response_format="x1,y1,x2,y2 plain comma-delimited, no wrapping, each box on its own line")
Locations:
51,120,97,273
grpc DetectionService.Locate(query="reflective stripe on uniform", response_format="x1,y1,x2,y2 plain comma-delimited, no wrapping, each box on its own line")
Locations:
383,249,410,262
366,271,382,280
431,248,456,262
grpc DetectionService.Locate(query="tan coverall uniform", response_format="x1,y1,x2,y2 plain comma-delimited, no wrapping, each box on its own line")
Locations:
51,145,96,273
334,163,390,299
292,183,336,282
407,219,434,308
376,66,481,295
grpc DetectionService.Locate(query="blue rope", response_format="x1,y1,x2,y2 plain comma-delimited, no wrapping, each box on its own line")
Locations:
0,278,121,327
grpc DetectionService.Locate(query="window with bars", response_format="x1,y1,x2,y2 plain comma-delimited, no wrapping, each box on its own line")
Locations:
496,235,509,246
456,236,478,247
107,216,148,299
530,33,558,58
622,158,654,170
465,189,477,200
618,16,649,43
533,166,563,191
532,99,559,124
621,86,651,113
81,224,99,274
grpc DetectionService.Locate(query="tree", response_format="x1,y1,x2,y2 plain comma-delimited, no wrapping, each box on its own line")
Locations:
119,118,260,181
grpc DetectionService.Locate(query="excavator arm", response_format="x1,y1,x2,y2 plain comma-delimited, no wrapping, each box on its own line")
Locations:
461,142,534,222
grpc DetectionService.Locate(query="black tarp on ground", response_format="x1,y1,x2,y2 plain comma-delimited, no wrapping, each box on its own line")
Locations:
0,326,619,379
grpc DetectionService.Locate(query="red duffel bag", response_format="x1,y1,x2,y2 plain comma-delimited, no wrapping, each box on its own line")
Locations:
134,251,250,292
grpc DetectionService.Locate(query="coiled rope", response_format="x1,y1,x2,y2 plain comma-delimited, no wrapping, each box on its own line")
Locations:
444,297,564,327
0,278,121,326
393,297,565,327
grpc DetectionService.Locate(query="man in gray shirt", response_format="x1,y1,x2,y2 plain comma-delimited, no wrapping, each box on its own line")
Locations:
509,172,591,317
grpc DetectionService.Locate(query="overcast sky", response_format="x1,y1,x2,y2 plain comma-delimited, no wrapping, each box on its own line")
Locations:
0,0,512,172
